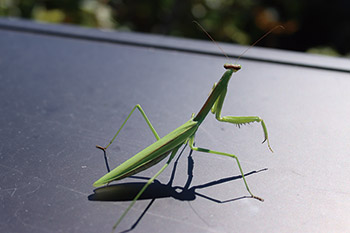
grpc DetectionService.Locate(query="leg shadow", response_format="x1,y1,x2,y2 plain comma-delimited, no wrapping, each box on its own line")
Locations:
89,144,268,231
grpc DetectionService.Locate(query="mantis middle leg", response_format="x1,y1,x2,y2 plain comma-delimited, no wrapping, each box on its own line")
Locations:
188,135,264,201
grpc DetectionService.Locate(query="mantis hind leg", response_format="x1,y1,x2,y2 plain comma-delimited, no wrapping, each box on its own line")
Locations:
211,91,273,152
188,135,264,202
97,104,161,151
112,146,180,232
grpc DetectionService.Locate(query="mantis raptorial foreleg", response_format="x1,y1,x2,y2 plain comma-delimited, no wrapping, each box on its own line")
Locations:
97,104,160,151
188,135,264,202
112,146,180,231
210,87,273,152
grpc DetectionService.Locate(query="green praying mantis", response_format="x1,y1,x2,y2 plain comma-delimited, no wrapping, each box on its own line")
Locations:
94,23,281,231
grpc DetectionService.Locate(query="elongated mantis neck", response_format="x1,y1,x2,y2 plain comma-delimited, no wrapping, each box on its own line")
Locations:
193,64,240,124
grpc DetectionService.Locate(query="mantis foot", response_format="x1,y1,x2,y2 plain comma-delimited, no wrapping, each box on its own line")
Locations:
251,195,264,202
96,145,106,152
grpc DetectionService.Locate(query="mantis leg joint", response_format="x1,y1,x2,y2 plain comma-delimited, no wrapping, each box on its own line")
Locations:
96,145,106,152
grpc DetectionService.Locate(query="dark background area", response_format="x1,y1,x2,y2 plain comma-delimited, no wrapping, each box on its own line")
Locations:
1,0,350,56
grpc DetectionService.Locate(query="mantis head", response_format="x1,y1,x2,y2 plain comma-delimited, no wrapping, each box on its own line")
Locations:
224,63,241,72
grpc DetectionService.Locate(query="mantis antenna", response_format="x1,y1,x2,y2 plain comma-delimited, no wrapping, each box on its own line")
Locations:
235,25,285,63
193,20,284,64
192,20,231,61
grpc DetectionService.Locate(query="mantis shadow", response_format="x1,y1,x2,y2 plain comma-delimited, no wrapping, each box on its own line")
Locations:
88,145,267,232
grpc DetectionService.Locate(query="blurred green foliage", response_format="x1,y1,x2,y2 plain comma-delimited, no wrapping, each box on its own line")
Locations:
1,0,349,56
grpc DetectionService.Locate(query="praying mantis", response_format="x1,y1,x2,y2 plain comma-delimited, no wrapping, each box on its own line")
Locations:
94,24,280,231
